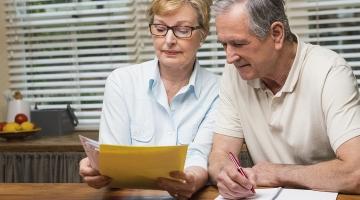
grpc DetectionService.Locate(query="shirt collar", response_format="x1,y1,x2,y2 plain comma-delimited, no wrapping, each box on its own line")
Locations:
188,60,200,98
147,57,200,98
147,58,160,90
281,34,306,93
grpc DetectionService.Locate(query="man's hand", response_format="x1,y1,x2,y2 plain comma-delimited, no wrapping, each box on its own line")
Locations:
251,161,283,187
216,164,256,199
157,166,208,199
79,157,111,189
209,134,254,199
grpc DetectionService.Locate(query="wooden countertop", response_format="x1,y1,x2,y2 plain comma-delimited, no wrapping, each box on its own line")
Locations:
0,131,249,153
0,184,359,200
0,131,98,152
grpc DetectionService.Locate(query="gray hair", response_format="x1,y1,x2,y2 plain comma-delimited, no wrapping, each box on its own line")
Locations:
212,0,294,41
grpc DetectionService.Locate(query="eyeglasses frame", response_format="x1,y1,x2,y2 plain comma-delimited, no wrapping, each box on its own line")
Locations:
149,23,202,39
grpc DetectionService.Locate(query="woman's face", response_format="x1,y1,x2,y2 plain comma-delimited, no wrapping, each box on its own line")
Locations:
151,4,203,71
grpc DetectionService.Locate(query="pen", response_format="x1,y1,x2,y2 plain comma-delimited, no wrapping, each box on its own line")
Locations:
228,152,255,193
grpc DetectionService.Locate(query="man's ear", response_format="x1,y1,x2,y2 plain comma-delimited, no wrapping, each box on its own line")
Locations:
270,22,285,50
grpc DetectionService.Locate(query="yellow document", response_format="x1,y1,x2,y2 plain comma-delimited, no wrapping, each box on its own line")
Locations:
99,144,188,189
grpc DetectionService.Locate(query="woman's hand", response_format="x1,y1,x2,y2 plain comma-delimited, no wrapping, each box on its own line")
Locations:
157,166,208,199
79,157,111,189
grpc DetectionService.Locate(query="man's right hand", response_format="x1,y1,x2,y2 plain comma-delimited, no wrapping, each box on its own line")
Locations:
209,134,255,199
79,157,111,189
216,164,256,199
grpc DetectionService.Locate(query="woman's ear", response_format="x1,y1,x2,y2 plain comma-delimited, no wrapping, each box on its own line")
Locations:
270,22,285,50
200,37,206,47
199,30,208,47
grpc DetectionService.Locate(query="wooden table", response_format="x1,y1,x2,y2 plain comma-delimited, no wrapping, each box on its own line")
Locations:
0,183,359,200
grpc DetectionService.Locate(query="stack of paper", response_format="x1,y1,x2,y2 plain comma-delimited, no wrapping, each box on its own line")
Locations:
79,135,188,189
215,188,282,200
215,187,338,200
276,188,337,200
79,135,99,170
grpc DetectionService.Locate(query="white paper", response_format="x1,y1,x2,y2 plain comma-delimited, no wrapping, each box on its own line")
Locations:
214,188,337,200
79,135,100,170
276,188,337,200
215,188,282,200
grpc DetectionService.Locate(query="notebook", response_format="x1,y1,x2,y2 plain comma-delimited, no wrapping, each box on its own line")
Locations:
215,187,337,200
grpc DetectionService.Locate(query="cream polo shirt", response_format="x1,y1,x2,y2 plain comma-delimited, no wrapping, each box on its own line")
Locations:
215,38,360,165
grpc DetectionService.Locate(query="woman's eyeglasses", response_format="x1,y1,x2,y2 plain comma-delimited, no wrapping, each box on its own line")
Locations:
149,24,201,39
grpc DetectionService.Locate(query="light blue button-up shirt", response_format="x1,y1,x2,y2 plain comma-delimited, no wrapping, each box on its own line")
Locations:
99,58,219,169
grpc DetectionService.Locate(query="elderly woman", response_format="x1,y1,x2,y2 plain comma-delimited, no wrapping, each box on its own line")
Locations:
79,0,217,199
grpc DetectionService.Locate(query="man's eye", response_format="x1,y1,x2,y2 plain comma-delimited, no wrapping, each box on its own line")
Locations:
232,42,248,47
232,43,244,47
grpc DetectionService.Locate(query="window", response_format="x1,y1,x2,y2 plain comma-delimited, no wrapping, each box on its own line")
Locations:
5,0,225,129
287,0,360,84
5,0,360,129
6,0,143,129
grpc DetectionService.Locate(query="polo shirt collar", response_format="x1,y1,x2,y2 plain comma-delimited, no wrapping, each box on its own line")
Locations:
281,34,305,93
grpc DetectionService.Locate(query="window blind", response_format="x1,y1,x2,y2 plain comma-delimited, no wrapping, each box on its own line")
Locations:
5,0,224,129
286,0,360,83
6,0,140,129
5,0,359,129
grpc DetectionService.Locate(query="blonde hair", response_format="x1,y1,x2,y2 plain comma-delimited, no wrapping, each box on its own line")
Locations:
147,0,212,39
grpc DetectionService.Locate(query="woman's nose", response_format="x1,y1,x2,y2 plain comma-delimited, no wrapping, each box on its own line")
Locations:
165,29,177,45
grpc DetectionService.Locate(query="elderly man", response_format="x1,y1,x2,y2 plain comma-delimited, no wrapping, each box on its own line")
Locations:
208,0,360,199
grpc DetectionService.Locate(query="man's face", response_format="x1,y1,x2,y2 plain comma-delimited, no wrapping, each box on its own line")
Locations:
215,4,277,80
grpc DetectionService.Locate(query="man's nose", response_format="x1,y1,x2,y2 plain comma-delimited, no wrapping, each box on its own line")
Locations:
225,45,240,64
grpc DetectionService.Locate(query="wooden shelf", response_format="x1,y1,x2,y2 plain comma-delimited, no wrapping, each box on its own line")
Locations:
0,131,98,152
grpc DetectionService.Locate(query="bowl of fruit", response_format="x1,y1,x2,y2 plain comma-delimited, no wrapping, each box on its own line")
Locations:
0,113,41,141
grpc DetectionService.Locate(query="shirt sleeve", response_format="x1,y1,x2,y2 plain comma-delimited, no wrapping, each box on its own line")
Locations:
214,64,244,138
184,96,218,170
99,72,131,145
322,57,360,151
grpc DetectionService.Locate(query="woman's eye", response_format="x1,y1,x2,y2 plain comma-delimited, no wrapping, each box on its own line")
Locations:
156,27,166,32
176,27,190,34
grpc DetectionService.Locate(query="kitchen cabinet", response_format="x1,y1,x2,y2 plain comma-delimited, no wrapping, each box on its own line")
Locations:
0,132,97,183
